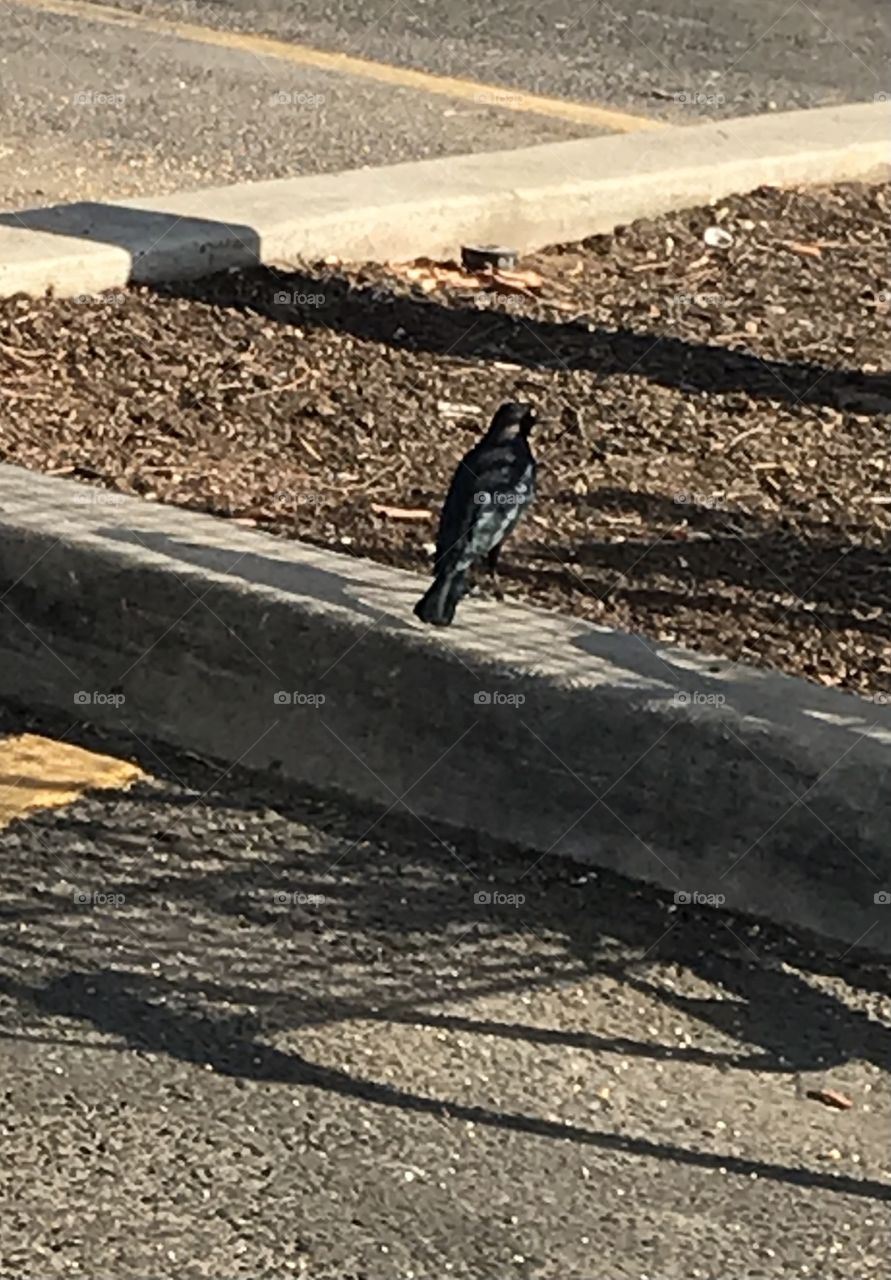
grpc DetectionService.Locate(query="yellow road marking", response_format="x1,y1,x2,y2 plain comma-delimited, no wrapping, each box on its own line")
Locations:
10,0,664,133
0,733,144,827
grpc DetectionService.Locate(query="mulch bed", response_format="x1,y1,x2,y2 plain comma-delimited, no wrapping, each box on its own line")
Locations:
1,180,890,695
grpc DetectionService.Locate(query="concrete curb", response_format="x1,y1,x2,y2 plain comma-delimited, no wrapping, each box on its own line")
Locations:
1,464,889,956
1,101,888,297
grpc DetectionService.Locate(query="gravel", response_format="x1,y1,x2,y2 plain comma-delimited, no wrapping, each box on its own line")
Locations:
1,180,890,695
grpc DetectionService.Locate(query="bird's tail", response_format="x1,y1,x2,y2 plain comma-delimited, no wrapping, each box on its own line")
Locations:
413,569,466,626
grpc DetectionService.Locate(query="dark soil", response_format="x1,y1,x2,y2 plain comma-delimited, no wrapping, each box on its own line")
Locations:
1,181,890,695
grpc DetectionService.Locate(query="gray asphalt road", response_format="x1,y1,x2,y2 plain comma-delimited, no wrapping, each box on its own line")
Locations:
1,708,889,1278
103,0,890,117
2,0,888,209
0,4,585,211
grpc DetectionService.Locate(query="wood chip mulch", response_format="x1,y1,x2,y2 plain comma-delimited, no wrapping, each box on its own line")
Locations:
1,181,890,696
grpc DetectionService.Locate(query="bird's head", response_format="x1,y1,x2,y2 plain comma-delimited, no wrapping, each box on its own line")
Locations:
486,402,537,443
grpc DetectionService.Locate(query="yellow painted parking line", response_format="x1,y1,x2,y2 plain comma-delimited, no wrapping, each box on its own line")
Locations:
10,0,665,133
0,733,144,828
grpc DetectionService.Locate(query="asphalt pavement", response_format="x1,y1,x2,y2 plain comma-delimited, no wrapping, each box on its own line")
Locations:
0,2,586,211
1,0,888,208
1,706,889,1278
82,0,891,116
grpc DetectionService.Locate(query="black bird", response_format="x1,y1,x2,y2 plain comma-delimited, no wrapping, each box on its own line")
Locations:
414,402,537,626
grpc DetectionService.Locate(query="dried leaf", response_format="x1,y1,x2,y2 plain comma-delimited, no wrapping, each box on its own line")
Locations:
806,1088,853,1111
395,262,480,291
437,400,482,417
779,240,823,258
370,503,432,521
389,259,542,298
490,267,544,293
297,437,323,462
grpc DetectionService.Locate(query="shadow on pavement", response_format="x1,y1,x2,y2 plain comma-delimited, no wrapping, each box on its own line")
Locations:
1,717,889,1202
0,963,882,1202
0,203,261,281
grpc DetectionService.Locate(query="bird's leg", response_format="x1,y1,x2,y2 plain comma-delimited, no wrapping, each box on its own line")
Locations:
461,563,479,596
486,546,504,600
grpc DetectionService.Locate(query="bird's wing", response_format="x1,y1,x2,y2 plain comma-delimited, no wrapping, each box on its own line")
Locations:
435,443,535,572
458,456,536,566
435,456,479,570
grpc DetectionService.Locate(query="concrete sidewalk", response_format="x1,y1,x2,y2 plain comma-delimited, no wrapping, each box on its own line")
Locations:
0,101,888,297
1,463,889,956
